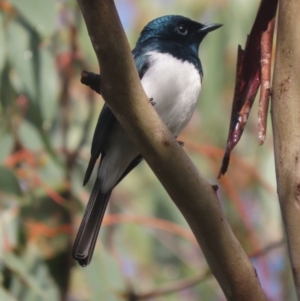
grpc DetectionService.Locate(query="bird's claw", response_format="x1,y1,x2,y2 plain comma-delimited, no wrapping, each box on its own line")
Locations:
178,140,184,147
150,98,156,106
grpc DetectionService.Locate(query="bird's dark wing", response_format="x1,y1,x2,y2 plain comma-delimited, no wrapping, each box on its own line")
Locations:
75,48,152,267
83,50,151,186
83,103,116,185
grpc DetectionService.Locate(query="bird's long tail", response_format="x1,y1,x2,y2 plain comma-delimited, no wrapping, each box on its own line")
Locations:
72,178,111,267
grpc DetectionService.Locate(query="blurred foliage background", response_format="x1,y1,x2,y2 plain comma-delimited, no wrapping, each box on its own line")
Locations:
0,0,295,301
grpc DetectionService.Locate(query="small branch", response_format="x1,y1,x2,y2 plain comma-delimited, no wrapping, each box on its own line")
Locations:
131,270,211,300
81,71,101,94
103,214,197,245
183,140,276,195
124,240,284,301
250,239,285,258
258,18,275,145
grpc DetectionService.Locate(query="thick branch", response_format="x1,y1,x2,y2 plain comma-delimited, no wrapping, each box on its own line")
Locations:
271,0,300,298
77,1,267,300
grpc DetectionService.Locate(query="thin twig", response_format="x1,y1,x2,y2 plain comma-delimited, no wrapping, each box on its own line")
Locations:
81,71,101,94
250,239,285,258
132,270,211,300
126,239,284,300
182,140,276,195
102,214,197,245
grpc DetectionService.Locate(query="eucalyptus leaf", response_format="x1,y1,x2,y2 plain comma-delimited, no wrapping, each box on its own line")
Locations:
0,13,6,75
9,0,55,37
18,120,44,151
0,287,18,301
0,133,14,163
2,253,46,298
7,18,59,148
4,250,60,301
39,48,59,123
7,20,38,102
0,63,16,110
0,166,21,196
83,246,124,301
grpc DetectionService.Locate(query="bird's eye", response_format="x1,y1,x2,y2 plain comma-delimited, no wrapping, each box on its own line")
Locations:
176,25,188,36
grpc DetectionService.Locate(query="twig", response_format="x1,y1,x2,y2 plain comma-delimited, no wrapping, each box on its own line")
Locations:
124,240,284,301
183,140,276,195
131,270,211,300
81,71,101,94
25,221,72,242
250,239,285,258
102,214,197,245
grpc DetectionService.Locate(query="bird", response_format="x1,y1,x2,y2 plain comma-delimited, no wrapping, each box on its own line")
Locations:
73,15,222,266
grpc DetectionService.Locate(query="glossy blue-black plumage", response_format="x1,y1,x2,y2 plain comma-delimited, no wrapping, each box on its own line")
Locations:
133,38,203,79
133,15,208,77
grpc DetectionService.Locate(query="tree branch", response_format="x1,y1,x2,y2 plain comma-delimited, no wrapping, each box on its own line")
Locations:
76,1,267,300
271,0,300,298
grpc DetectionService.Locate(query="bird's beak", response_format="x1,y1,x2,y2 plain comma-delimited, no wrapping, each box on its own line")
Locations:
198,23,223,33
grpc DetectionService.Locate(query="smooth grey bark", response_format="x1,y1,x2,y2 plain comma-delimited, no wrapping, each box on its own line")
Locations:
272,0,300,299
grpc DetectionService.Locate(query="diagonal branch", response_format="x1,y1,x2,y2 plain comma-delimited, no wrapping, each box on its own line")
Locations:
76,1,267,300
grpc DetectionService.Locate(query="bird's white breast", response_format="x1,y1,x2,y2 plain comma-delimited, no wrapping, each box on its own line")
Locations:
141,51,201,136
99,52,202,193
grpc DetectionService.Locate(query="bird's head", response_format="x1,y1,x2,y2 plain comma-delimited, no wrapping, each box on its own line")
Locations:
137,15,222,50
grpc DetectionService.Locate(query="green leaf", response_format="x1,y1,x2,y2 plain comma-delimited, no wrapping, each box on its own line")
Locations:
0,287,17,301
9,0,55,37
18,119,44,151
2,253,46,298
6,18,60,162
83,246,125,301
39,47,59,122
0,133,14,163
0,166,21,196
4,250,60,301
7,19,38,104
0,13,6,75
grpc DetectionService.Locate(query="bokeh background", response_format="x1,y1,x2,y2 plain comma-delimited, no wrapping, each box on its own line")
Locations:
0,0,294,301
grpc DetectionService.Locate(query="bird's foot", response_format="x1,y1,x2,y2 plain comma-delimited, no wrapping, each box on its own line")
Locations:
178,140,184,147
149,98,156,106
